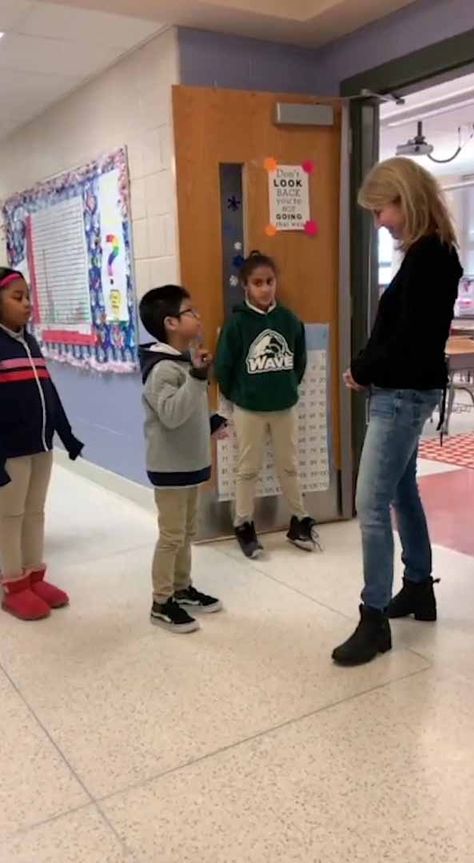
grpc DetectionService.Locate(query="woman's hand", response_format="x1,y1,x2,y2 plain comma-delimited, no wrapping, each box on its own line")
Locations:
343,369,366,392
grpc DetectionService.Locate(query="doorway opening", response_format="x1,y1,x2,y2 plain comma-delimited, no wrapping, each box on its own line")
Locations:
341,28,474,468
379,71,474,446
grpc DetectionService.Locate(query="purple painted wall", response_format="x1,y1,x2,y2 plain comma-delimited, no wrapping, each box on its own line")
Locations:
311,0,474,93
178,28,320,94
178,0,474,95
53,364,146,486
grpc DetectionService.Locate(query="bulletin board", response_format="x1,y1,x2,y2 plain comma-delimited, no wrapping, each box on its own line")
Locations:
3,147,137,373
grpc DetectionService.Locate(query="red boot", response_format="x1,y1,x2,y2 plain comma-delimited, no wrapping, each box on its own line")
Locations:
2,574,50,620
30,568,69,609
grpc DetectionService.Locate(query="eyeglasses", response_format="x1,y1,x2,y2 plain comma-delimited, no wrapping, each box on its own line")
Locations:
176,307,200,319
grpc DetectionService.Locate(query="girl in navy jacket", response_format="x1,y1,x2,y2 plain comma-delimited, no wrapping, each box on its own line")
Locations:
0,267,83,620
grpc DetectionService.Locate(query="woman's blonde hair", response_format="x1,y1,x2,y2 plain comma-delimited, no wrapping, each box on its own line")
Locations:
358,156,458,250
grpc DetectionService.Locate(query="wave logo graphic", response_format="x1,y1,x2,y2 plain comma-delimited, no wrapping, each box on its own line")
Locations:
246,329,294,375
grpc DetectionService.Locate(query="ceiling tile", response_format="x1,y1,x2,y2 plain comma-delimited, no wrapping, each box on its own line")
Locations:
0,0,423,144
0,32,119,76
0,0,33,32
18,3,163,48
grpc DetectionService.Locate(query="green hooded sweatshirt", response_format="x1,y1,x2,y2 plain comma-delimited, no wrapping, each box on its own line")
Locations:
215,302,307,412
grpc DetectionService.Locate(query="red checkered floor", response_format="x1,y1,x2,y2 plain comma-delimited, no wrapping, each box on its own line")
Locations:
419,432,474,469
419,468,474,556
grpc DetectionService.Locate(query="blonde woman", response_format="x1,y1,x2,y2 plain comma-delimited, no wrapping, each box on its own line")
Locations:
333,157,463,666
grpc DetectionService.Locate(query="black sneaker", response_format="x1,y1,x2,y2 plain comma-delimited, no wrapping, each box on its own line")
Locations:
286,516,321,552
150,598,200,633
175,586,222,614
234,522,263,559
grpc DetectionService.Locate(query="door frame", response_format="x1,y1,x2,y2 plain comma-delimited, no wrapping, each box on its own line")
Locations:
172,86,351,537
341,28,474,468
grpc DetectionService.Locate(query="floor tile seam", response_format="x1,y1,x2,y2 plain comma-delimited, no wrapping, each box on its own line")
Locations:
212,537,474,624
202,548,435,669
93,800,139,860
0,798,136,861
93,799,143,861
403,646,436,665
96,663,431,806
210,542,358,622
0,801,92,845
0,660,96,807
49,540,156,570
56,534,474,594
0,663,134,860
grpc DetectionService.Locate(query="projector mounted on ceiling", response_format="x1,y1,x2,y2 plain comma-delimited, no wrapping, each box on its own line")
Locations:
396,122,434,157
396,121,474,164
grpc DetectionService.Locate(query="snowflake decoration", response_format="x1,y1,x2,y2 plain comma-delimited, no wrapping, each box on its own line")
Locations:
227,195,241,212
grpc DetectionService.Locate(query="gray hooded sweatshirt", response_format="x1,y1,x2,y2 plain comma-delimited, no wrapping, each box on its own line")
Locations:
139,342,212,488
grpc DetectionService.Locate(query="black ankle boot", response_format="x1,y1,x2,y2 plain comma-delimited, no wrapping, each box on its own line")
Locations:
387,577,439,621
332,605,392,666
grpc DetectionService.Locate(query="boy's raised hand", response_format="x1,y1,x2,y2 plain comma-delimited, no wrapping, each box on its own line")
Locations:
192,348,213,370
190,348,213,380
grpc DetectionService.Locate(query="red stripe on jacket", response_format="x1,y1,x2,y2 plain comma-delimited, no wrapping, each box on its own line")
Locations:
0,357,47,371
0,369,50,384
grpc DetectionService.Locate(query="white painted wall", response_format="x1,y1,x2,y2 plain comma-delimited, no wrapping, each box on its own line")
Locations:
0,27,180,300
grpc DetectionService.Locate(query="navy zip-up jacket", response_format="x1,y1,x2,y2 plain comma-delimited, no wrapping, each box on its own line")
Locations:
0,325,83,487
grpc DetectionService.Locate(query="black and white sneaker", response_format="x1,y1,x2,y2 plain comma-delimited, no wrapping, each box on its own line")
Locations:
175,586,222,614
234,522,263,559
287,516,322,552
150,598,200,633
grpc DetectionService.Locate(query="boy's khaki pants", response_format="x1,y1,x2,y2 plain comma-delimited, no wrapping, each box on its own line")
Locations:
233,406,306,527
0,452,53,581
152,487,198,603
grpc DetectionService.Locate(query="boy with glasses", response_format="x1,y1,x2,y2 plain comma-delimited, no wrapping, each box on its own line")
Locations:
139,285,225,633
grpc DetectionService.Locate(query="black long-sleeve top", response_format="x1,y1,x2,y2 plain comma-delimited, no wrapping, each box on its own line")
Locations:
351,234,463,389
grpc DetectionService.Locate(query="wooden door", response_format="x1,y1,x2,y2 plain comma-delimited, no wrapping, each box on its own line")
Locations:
172,85,348,538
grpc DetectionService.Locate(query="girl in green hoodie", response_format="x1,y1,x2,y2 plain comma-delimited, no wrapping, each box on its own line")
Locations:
215,251,319,559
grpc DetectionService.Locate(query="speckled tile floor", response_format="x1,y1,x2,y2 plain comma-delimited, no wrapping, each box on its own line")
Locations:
1,461,473,863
